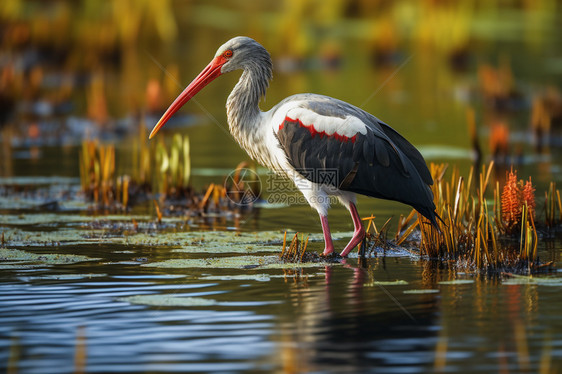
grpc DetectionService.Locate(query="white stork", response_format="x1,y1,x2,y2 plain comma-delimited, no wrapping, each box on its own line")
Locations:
149,36,438,257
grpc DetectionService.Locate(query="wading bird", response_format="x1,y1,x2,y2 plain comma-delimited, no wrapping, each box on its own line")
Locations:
149,36,438,257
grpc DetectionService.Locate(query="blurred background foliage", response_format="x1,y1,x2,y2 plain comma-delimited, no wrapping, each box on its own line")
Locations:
0,0,561,193
1,0,559,114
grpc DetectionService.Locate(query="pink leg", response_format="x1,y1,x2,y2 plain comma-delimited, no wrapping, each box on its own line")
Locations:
340,203,366,257
320,214,335,256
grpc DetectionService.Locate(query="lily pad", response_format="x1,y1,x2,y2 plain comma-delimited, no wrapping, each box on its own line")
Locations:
18,273,107,281
403,289,440,294
199,274,272,282
143,255,333,270
0,214,89,226
364,280,408,286
119,295,218,307
1,215,355,257
119,293,281,307
0,227,266,249
0,248,99,264
503,275,562,286
199,273,318,281
0,263,47,270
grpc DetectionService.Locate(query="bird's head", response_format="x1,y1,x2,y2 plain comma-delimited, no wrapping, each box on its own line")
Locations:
148,36,271,139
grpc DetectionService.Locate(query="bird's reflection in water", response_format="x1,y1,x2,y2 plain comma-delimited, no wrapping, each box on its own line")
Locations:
277,258,439,373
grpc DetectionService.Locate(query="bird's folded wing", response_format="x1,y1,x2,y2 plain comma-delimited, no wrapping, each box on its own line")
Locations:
272,95,434,209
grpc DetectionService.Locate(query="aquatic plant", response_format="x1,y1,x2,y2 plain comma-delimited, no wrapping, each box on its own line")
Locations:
223,161,260,207
280,232,310,263
79,131,192,209
153,133,191,197
392,162,552,272
198,183,227,212
544,182,562,228
362,215,393,254
79,140,117,207
500,171,536,234
395,210,418,246
78,132,259,223
501,170,523,231
131,116,153,187
153,200,163,224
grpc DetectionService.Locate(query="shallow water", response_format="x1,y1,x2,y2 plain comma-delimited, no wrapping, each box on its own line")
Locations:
1,206,561,373
1,253,561,374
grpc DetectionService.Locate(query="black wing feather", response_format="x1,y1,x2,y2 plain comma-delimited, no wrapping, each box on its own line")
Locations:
378,123,434,185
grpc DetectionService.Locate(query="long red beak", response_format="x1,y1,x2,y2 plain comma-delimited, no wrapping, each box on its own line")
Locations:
149,55,227,139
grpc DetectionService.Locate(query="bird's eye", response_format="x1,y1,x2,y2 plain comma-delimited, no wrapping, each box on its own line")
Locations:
223,50,233,58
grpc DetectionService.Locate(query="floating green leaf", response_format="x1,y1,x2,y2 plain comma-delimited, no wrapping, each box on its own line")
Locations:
403,289,440,294
120,295,218,307
199,274,272,282
0,248,99,264
143,255,333,270
503,275,562,286
364,280,408,286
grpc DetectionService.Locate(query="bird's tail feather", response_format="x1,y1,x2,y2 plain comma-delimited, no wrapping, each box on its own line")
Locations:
416,206,445,232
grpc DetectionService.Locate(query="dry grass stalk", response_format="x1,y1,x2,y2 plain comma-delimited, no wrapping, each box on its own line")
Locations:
225,161,260,205
153,199,162,223
154,133,191,196
122,176,130,209
365,217,393,251
212,184,223,209
199,183,215,210
544,182,562,227
519,204,538,265
395,209,417,241
79,140,116,207
133,115,153,185
362,215,377,235
395,220,418,246
280,232,309,263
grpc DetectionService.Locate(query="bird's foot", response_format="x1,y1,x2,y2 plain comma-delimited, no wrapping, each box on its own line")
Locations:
321,247,335,257
321,243,336,256
320,251,343,262
339,227,366,257
321,246,343,261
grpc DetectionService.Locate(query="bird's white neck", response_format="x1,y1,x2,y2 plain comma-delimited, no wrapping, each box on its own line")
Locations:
226,70,262,136
226,63,271,163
